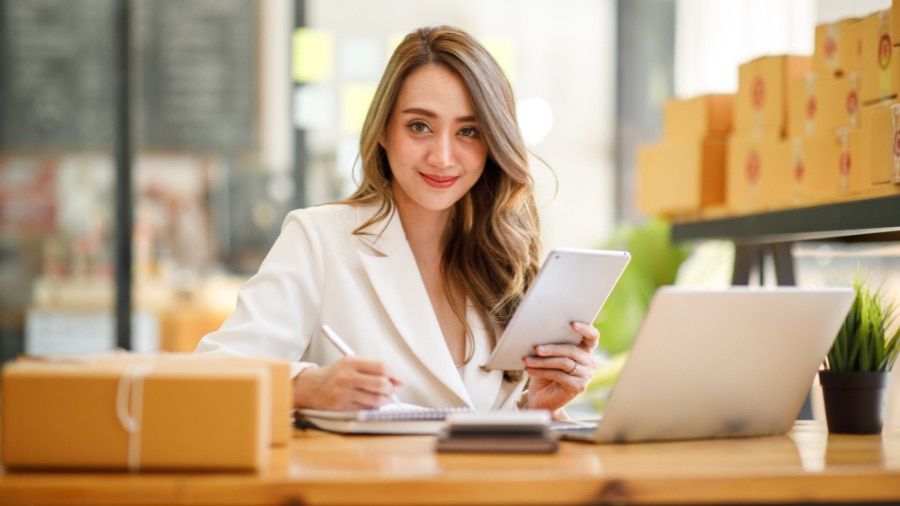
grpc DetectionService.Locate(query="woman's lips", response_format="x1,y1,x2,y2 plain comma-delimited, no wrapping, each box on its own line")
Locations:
421,173,458,188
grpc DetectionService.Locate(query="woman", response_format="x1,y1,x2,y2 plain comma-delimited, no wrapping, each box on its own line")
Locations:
195,25,598,420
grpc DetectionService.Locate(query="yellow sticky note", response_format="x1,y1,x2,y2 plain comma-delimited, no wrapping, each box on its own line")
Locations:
293,28,334,83
482,38,517,83
341,84,377,135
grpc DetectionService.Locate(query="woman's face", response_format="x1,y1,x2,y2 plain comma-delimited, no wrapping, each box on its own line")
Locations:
381,64,487,218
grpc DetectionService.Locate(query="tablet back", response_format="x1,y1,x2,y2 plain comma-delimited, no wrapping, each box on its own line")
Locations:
483,248,630,371
590,286,855,443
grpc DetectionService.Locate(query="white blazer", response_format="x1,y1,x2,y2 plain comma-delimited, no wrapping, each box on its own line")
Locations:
195,203,526,412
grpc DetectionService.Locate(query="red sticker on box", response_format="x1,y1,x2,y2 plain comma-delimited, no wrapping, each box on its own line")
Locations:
879,34,892,69
807,96,817,120
846,90,858,116
893,130,900,159
839,151,851,176
824,35,836,60
747,151,760,183
794,161,804,182
751,77,765,110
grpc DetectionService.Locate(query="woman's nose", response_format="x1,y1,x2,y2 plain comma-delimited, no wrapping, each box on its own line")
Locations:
427,133,453,168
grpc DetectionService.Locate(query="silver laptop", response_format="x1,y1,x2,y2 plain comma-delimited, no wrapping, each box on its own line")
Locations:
559,286,855,443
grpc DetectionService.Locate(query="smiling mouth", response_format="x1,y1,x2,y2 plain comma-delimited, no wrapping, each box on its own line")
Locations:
421,173,458,188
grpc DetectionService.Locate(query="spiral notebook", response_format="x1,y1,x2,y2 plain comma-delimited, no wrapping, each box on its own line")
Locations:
294,403,471,434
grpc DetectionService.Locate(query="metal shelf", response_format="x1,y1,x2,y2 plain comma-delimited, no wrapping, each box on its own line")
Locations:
670,194,900,244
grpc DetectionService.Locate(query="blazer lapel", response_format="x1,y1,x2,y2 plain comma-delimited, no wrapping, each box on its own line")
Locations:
461,305,509,411
357,207,473,407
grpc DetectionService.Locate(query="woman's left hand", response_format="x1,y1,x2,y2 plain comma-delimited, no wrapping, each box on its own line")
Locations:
523,321,599,419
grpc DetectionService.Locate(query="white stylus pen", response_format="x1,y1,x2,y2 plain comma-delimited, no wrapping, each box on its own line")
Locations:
320,324,401,404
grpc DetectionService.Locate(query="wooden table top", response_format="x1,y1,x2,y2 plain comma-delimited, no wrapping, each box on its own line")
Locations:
2,421,899,505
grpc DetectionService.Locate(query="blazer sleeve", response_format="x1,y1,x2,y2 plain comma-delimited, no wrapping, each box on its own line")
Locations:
194,210,325,378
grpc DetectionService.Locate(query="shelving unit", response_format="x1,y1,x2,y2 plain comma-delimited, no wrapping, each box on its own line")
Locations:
670,193,900,285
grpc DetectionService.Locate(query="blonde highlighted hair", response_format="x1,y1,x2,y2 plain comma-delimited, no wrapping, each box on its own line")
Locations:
344,25,541,362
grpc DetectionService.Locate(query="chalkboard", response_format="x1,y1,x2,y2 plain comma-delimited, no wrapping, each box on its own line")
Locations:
0,0,257,152
0,0,115,149
132,0,257,151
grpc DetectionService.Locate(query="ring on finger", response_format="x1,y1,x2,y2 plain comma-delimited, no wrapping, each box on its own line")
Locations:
567,359,578,375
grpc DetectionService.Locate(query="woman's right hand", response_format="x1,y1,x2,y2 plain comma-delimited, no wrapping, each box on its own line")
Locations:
292,357,403,410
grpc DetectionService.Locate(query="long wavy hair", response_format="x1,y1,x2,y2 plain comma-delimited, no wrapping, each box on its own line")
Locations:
343,25,541,365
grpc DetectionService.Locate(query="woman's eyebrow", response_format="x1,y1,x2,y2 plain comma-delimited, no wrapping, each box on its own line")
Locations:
401,107,477,123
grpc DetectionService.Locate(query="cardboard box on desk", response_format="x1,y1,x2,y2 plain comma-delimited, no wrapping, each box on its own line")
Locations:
813,18,861,77
788,72,860,138
636,138,726,216
189,354,292,446
20,351,293,447
0,356,272,471
859,9,894,105
663,94,734,141
734,55,811,137
726,135,792,212
7,351,293,447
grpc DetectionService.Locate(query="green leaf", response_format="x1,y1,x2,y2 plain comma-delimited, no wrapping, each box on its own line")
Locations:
827,267,900,372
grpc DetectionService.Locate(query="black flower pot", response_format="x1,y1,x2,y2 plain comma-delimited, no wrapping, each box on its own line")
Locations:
819,370,890,435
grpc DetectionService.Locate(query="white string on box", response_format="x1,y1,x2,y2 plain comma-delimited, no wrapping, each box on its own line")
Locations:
116,364,155,472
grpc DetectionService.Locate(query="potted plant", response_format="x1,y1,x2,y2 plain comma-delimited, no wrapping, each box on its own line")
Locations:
820,271,900,434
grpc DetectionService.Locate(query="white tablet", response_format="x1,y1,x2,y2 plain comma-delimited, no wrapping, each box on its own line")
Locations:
482,248,630,371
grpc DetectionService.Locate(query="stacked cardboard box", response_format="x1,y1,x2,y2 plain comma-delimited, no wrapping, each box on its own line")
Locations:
0,352,292,471
727,55,810,211
636,94,732,216
636,5,900,218
787,8,897,204
813,17,861,78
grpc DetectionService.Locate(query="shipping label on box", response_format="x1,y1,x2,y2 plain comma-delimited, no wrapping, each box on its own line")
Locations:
637,139,726,216
789,72,860,137
1,356,273,471
735,55,812,137
726,135,792,212
814,18,862,77
663,94,734,141
859,9,893,105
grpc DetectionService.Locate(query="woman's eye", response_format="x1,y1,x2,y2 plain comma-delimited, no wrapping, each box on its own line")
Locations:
459,126,479,138
409,121,431,134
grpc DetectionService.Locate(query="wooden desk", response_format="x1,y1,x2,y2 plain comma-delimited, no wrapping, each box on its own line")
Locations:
1,421,899,505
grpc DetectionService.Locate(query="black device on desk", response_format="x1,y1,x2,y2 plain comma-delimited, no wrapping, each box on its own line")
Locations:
436,410,558,453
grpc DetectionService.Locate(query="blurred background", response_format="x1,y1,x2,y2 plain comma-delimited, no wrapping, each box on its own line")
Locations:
0,0,898,419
